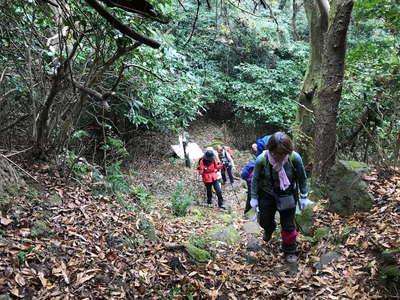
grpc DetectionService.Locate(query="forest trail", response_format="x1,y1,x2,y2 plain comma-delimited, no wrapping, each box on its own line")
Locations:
0,121,399,299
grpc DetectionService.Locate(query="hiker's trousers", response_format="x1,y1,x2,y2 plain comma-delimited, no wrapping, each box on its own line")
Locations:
244,181,252,214
258,189,297,254
221,165,234,184
204,180,224,206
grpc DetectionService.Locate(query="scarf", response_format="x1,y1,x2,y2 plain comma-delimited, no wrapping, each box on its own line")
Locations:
266,150,290,191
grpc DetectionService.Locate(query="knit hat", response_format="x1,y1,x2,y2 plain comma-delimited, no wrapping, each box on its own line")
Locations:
203,150,216,161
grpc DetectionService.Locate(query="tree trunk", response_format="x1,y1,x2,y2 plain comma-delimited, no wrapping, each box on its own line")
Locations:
293,0,325,167
312,0,354,181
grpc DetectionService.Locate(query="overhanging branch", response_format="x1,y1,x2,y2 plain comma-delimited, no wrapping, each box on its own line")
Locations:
84,0,160,48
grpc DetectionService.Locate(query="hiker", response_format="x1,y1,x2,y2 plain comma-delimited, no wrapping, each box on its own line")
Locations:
217,145,235,185
250,132,309,263
206,146,222,185
255,135,271,157
251,143,257,157
198,150,225,208
241,160,256,214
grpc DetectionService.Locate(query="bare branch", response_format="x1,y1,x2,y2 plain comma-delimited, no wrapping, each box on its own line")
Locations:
0,114,31,133
124,64,177,83
70,79,112,111
183,0,200,47
101,0,169,24
84,0,160,48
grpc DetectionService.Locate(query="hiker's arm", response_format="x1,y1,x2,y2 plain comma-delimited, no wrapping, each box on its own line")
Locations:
250,156,263,200
292,151,308,195
241,166,249,180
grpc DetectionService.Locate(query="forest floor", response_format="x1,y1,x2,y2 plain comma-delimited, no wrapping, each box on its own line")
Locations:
0,120,399,299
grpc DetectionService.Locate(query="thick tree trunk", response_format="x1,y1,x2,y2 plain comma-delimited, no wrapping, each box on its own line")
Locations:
293,0,325,167
312,0,353,181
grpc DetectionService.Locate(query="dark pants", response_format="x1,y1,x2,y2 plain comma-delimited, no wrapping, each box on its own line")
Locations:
205,181,224,207
258,189,297,254
221,165,234,184
244,181,252,214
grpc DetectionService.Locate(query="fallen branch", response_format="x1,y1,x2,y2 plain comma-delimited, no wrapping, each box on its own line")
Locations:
0,153,38,183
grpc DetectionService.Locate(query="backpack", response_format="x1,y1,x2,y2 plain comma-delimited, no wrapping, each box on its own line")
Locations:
241,161,255,182
255,135,271,157
223,146,235,160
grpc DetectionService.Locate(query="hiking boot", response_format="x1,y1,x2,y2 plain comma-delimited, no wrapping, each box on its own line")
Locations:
218,204,226,209
207,203,213,208
285,254,297,263
263,231,272,242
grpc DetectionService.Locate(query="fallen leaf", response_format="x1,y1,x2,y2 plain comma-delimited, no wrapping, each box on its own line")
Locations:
15,273,26,286
0,217,13,225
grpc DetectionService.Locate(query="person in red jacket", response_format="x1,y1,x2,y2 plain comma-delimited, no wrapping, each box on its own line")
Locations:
198,150,225,208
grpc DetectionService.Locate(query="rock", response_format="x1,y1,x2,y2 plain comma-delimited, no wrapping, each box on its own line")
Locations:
47,194,63,206
185,244,211,263
138,217,158,242
31,220,53,237
327,160,374,215
245,254,258,264
209,226,241,246
0,294,11,300
246,238,262,252
315,251,340,270
382,248,400,265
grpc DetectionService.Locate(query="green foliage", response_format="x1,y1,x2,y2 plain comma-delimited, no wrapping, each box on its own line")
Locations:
170,182,193,216
131,185,154,212
167,285,195,300
171,1,309,129
16,247,33,264
338,1,400,164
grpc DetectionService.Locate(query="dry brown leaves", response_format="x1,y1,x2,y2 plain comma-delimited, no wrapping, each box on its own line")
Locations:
0,160,398,299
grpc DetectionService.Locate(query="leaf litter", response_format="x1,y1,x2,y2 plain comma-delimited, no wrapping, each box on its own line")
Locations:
0,156,398,299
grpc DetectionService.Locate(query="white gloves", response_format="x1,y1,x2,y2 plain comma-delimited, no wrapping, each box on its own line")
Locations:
250,198,259,208
299,196,310,211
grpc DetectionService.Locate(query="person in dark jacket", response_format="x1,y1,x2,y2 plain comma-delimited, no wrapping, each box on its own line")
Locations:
250,132,309,263
198,150,225,208
241,161,256,214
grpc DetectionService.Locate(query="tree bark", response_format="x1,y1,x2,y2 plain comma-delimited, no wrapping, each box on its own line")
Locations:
312,0,354,181
293,0,325,167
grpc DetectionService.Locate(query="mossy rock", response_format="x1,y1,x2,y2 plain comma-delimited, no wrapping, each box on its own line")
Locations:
185,244,211,263
380,265,400,291
219,214,234,224
31,220,53,237
209,225,240,246
382,248,400,265
47,194,63,207
327,160,374,215
138,217,158,242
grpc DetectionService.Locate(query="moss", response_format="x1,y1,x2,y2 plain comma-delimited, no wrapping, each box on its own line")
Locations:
138,217,158,242
219,214,234,224
342,160,368,170
185,244,211,263
0,193,13,215
209,226,240,246
31,220,53,237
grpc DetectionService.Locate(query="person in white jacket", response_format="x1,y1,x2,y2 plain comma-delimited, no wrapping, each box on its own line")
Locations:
217,145,235,185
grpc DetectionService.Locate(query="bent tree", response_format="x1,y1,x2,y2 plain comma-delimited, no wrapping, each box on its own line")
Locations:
295,0,354,183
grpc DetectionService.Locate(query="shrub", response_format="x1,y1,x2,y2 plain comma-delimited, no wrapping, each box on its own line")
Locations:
170,182,193,217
